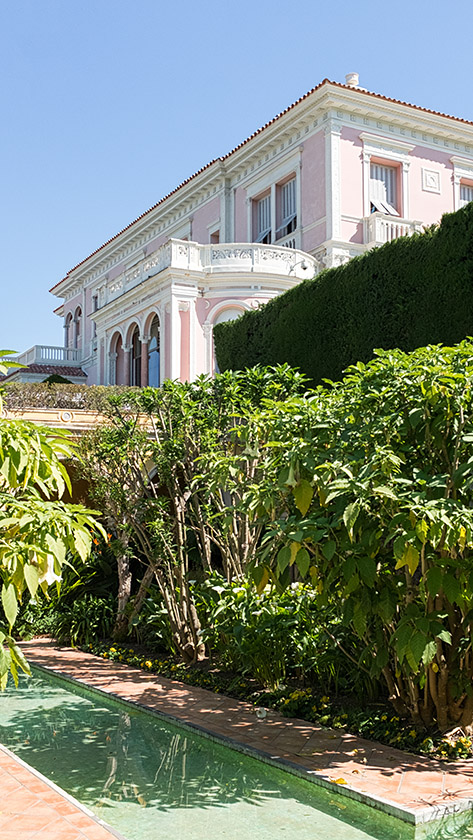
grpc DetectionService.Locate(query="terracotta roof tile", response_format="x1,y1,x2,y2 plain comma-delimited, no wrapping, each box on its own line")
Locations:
1,364,87,382
51,79,473,291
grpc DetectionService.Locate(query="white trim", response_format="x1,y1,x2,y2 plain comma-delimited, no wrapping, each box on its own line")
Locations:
451,156,473,210
422,168,441,194
325,120,341,240
359,132,415,159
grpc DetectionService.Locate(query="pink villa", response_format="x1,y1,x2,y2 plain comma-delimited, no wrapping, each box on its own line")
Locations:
8,73,473,385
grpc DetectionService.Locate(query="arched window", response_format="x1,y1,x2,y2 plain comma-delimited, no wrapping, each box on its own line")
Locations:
74,307,82,350
130,326,141,386
109,332,124,385
148,315,160,387
65,313,73,348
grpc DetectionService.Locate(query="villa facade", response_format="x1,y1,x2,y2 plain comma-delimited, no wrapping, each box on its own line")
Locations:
9,74,473,385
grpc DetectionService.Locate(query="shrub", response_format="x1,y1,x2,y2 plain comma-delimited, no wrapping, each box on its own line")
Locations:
214,203,473,384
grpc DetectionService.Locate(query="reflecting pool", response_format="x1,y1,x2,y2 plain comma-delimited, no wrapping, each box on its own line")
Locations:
0,670,470,840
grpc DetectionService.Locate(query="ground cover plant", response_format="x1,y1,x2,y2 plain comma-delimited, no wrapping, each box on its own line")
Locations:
81,638,473,762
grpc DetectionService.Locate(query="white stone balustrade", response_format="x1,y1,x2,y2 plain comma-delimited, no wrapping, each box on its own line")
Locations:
363,213,423,246
8,346,83,366
101,239,318,307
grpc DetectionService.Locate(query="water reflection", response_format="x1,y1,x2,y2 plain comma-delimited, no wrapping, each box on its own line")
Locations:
0,673,471,840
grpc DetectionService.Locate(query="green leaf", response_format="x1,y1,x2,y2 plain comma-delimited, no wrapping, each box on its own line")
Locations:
421,640,437,666
357,555,376,587
277,545,291,573
293,479,313,516
352,600,367,637
24,564,39,599
395,544,419,575
322,540,336,562
415,519,429,544
408,633,429,669
436,629,452,645
1,584,18,629
426,566,443,598
343,502,360,541
442,573,461,605
295,547,310,577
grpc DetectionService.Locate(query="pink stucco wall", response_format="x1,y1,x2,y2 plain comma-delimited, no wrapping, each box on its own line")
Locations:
339,127,457,234
300,130,326,251
191,196,221,243
234,186,247,241
339,127,364,244
408,146,455,224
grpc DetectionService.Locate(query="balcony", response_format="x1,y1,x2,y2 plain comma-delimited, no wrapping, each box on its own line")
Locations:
7,345,83,367
363,213,423,247
100,239,318,308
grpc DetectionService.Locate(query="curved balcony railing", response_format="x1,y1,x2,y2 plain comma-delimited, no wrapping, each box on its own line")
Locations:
100,239,318,308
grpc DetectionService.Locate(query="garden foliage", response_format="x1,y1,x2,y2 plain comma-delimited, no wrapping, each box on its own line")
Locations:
214,203,473,384
0,351,103,686
247,341,473,730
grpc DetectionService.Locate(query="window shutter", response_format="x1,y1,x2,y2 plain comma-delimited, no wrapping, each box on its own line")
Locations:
460,184,473,207
370,164,398,213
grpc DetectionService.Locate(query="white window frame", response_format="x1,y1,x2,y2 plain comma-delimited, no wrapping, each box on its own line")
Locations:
276,177,297,239
255,193,272,243
460,183,473,207
360,133,415,219
369,163,399,216
451,156,473,210
244,151,301,246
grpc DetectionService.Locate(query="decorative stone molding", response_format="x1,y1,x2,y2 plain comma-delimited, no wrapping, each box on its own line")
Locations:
422,168,441,194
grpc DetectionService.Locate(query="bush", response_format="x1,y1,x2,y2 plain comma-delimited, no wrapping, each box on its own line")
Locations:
214,203,473,384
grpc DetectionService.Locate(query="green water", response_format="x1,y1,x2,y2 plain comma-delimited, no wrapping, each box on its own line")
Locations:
0,670,471,840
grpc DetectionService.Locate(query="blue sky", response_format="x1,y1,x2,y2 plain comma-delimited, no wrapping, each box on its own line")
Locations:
2,0,473,353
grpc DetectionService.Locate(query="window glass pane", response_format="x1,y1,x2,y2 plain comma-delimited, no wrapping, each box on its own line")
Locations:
460,184,473,207
148,316,160,387
257,195,271,236
370,164,397,211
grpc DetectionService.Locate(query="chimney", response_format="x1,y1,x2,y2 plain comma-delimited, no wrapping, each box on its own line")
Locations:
345,72,359,88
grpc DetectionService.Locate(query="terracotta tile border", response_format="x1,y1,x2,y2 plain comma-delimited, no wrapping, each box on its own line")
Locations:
0,741,126,840
17,640,473,831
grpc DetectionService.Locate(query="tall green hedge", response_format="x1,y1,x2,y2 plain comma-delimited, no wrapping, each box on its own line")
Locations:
214,204,473,384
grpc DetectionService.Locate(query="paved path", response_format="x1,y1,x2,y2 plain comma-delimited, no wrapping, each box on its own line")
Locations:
16,639,473,828
0,742,120,840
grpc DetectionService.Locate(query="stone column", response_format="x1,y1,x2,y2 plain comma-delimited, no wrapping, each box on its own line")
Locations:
123,346,131,386
140,337,149,387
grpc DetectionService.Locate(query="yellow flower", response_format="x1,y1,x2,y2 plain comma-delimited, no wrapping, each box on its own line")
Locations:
381,714,387,721
408,729,416,738
145,660,153,669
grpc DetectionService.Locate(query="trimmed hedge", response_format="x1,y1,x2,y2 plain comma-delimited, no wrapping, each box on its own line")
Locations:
214,204,473,384
2,383,136,411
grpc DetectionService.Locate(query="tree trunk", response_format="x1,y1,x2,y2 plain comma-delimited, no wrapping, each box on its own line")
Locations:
112,533,132,641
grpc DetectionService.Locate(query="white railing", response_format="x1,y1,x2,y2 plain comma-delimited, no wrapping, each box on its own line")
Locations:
363,213,423,246
8,346,83,366
101,239,318,306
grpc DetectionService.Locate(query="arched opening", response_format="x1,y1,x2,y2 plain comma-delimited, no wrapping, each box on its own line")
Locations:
64,313,73,349
211,306,245,374
130,326,141,386
109,332,124,385
74,307,82,350
148,315,160,387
